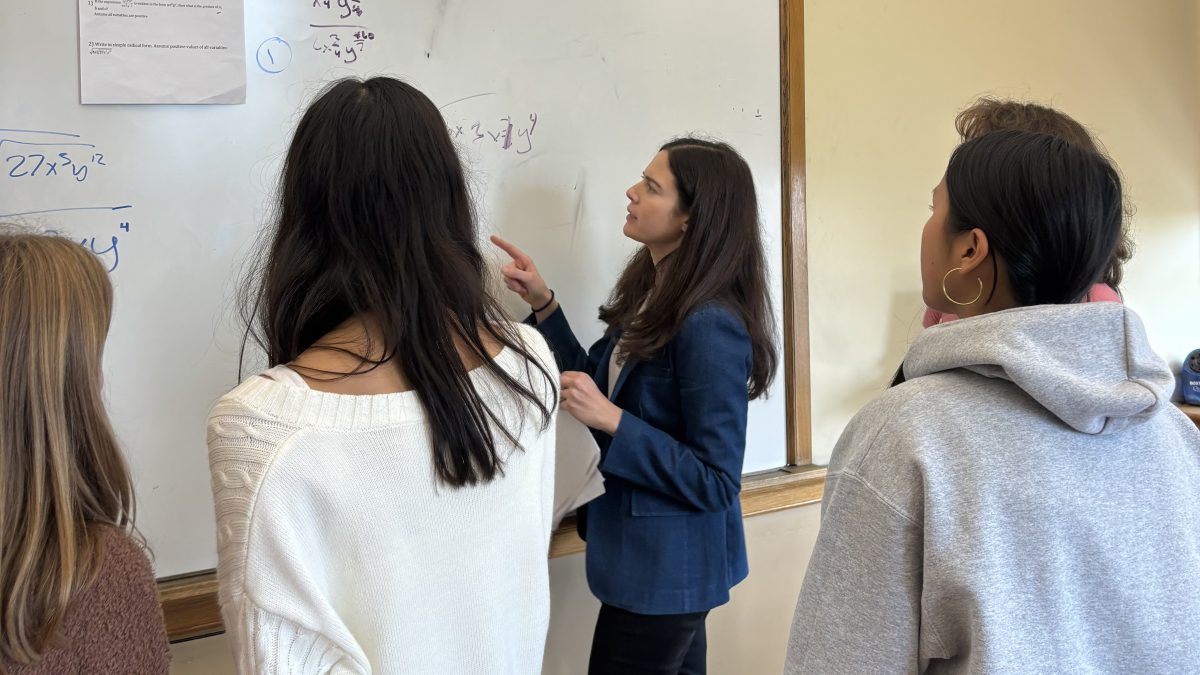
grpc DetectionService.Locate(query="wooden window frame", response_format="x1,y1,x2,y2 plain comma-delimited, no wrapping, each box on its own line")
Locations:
159,0,819,643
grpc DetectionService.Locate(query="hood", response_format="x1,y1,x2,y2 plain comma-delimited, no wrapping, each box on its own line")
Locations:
903,303,1175,434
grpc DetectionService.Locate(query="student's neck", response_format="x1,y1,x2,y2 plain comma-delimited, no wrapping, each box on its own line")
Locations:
954,257,1020,318
954,287,1019,319
647,242,680,266
289,315,502,395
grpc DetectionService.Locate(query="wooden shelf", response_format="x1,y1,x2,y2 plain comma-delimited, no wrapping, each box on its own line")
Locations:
1180,403,1200,428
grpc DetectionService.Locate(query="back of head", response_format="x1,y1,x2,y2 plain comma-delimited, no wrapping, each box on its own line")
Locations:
955,97,1101,152
955,97,1133,288
944,129,1124,307
0,229,134,665
259,76,479,358
244,77,554,487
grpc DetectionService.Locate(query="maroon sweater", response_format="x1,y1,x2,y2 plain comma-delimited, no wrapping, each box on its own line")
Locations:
1,528,170,674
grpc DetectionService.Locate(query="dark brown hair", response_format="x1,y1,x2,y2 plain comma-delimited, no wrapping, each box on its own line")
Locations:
598,138,777,399
955,97,1134,289
239,77,555,488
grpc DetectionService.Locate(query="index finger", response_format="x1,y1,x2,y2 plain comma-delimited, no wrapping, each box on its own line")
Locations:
490,235,532,265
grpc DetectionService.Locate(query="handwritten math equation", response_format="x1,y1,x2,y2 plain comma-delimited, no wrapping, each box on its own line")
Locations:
41,218,129,274
311,0,374,64
312,27,375,64
2,130,108,183
446,113,539,154
312,0,362,19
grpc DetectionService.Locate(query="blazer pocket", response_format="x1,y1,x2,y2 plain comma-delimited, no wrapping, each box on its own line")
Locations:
630,488,698,517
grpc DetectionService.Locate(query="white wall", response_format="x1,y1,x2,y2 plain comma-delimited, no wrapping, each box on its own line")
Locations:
172,0,1200,671
805,0,1200,463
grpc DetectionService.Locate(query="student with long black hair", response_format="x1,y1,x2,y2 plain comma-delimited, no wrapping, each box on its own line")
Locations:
495,138,778,674
787,130,1200,673
208,77,559,674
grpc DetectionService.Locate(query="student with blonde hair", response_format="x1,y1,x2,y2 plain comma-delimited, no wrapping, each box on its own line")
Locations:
0,229,169,674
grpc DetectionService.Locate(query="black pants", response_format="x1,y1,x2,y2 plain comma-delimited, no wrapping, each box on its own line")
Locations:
588,603,709,675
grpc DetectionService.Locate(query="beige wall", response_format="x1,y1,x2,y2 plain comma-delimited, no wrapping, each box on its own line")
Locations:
171,1,1199,672
805,0,1200,463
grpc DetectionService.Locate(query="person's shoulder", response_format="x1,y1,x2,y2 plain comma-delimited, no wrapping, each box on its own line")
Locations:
511,321,552,353
677,301,749,341
206,367,312,438
206,370,308,507
91,527,155,590
824,375,981,523
505,322,557,374
491,322,559,411
208,369,284,420
833,371,984,472
73,527,163,632
77,527,170,672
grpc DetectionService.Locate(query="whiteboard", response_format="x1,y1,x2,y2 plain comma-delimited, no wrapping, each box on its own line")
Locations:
0,1,784,576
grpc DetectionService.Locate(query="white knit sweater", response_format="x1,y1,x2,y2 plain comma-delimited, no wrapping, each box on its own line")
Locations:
207,325,558,674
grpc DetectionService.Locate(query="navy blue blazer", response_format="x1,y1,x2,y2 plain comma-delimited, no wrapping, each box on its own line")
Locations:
530,302,752,614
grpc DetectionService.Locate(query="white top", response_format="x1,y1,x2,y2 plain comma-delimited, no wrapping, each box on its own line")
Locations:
607,344,625,398
207,324,559,675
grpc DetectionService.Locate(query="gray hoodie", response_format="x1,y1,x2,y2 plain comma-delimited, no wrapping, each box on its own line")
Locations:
786,303,1200,674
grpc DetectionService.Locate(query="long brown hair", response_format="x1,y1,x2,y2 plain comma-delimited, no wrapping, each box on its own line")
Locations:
0,230,136,666
599,138,778,399
955,97,1134,289
240,77,555,487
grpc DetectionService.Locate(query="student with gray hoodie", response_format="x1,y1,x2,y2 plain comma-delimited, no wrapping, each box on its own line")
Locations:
786,129,1200,674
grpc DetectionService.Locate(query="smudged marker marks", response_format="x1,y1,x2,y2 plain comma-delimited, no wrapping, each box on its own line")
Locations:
570,170,585,254
427,0,449,58
0,204,131,218
0,129,80,138
438,92,497,110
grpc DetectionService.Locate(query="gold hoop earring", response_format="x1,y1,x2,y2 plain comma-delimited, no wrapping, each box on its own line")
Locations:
942,267,983,306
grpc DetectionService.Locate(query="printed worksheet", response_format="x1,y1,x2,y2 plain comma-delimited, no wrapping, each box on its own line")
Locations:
79,0,245,104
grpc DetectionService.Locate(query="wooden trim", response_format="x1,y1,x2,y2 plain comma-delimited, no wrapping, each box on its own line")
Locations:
157,468,825,643
157,572,223,643
740,464,826,515
160,0,819,645
1180,404,1200,428
779,0,813,467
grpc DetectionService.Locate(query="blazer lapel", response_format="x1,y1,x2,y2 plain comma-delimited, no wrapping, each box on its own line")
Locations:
609,362,635,402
